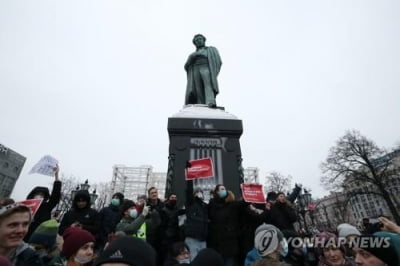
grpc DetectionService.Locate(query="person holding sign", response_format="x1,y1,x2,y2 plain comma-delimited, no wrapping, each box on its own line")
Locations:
24,164,62,241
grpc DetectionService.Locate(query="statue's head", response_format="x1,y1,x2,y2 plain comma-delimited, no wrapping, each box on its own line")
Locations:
192,34,206,48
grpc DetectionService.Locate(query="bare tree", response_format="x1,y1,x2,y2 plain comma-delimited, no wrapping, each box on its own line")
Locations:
92,181,111,210
264,171,292,193
57,174,80,217
321,130,400,224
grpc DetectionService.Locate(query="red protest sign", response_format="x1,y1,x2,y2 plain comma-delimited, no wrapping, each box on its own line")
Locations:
241,184,265,203
19,199,43,216
185,158,214,180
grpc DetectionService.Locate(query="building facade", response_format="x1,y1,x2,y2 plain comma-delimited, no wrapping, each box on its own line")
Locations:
110,165,166,201
0,143,26,198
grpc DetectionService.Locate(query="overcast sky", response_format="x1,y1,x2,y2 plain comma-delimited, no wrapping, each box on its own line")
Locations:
1,0,399,201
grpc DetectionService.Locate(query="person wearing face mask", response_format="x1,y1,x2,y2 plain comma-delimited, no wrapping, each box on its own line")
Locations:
52,227,96,266
163,242,191,266
161,194,185,254
24,165,62,241
184,180,208,261
115,200,150,239
98,193,124,248
208,184,249,266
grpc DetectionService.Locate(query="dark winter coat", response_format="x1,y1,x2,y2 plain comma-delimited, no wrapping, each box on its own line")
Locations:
162,202,184,242
24,181,62,241
145,198,166,249
98,204,122,244
265,200,297,232
58,190,100,236
207,191,246,257
11,243,43,266
184,181,208,241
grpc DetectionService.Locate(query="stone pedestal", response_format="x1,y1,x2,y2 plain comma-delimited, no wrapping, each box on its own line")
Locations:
165,105,244,205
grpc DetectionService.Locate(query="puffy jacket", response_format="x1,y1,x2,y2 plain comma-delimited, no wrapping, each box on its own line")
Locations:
98,204,121,244
184,181,208,241
11,243,43,266
58,190,100,236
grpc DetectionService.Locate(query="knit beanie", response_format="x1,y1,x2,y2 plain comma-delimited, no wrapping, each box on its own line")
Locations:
337,223,361,238
190,248,224,266
254,224,283,257
62,227,95,259
354,233,399,266
93,236,156,266
28,219,59,249
112,192,124,203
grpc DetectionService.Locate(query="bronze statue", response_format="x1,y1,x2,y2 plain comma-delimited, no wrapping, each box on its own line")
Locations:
184,34,222,107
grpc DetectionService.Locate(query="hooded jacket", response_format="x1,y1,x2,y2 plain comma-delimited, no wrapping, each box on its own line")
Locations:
24,180,62,241
58,190,100,236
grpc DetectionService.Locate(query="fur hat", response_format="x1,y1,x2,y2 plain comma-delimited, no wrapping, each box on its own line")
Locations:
337,223,361,238
28,219,59,249
94,236,156,266
62,227,95,259
254,224,283,257
190,248,224,266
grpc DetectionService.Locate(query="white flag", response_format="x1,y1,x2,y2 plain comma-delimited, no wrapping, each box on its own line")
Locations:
29,155,58,176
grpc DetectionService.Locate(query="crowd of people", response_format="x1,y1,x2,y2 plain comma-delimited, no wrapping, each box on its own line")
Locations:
0,166,399,266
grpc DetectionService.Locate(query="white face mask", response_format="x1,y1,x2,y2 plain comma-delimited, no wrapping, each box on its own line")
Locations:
129,209,138,219
74,255,92,264
178,258,190,264
34,195,44,200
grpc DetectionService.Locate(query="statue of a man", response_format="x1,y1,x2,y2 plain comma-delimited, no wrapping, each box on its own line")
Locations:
184,34,222,107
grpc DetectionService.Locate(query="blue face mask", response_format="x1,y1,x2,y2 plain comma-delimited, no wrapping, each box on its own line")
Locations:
129,209,138,219
218,189,227,198
111,198,120,206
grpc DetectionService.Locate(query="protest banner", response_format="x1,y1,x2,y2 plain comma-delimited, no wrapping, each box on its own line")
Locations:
185,158,214,180
241,183,265,203
29,155,58,176
0,199,43,216
18,199,43,216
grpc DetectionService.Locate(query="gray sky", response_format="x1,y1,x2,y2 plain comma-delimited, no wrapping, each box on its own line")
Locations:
1,0,399,200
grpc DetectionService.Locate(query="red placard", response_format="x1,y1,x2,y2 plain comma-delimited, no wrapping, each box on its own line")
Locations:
241,184,265,203
185,158,214,180
19,199,43,216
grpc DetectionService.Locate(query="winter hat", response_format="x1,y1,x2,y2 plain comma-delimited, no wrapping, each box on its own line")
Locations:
266,192,277,202
354,234,398,266
112,192,124,202
190,248,224,266
93,236,156,266
120,199,135,215
28,219,59,249
194,187,204,194
254,224,283,257
337,223,361,238
62,227,95,259
0,256,11,266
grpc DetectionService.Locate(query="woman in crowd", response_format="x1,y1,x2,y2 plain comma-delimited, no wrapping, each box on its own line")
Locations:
163,241,191,266
51,227,96,266
315,232,354,266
